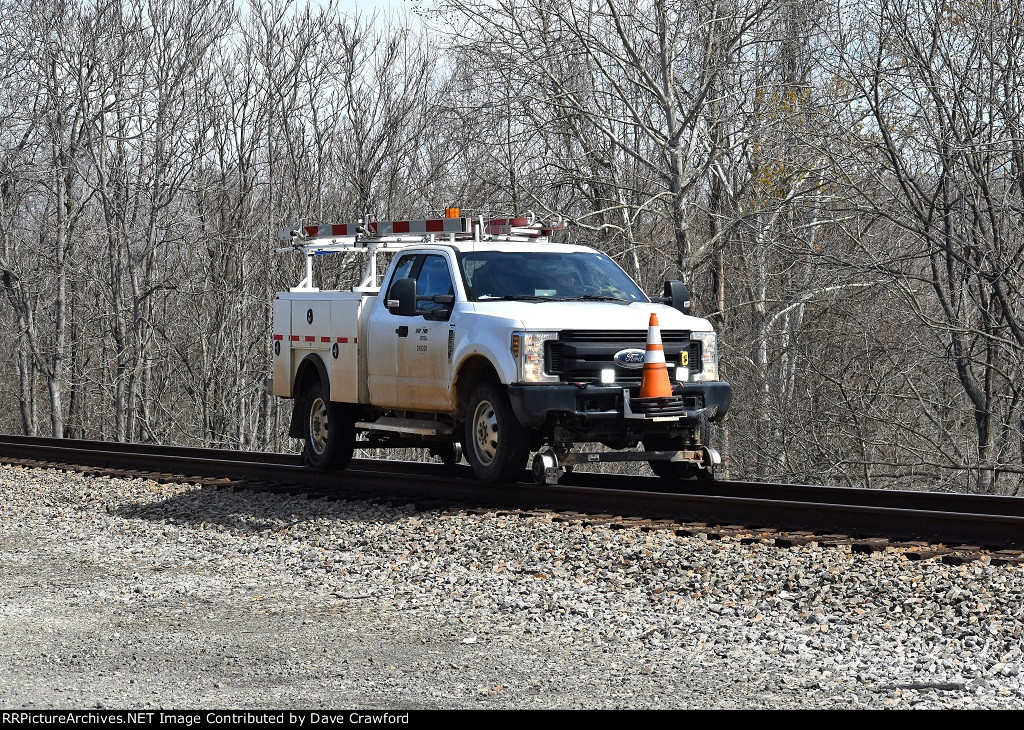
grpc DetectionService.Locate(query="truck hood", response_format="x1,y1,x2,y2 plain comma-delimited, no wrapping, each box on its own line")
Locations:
469,300,713,332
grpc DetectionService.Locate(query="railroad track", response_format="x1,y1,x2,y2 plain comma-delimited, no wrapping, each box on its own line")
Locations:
1,434,1023,564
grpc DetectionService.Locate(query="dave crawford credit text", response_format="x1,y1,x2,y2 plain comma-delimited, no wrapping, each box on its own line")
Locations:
1,713,412,726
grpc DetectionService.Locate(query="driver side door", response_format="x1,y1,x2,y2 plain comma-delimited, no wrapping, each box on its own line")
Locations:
396,254,455,411
367,253,455,411
366,253,417,407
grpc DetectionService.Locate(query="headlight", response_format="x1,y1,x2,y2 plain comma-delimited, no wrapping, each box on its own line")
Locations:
511,332,559,383
690,331,719,382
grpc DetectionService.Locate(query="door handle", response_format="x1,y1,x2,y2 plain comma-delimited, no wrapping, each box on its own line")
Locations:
396,325,409,337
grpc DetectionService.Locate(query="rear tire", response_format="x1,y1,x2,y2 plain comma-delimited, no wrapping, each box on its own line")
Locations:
464,381,531,484
301,382,356,471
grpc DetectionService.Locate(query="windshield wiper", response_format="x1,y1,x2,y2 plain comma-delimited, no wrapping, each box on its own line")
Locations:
477,294,553,302
559,294,634,303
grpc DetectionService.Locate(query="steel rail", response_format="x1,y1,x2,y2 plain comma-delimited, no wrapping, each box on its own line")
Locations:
0,434,1022,550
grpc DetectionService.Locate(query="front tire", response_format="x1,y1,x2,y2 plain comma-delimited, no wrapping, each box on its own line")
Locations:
464,381,531,484
302,382,356,471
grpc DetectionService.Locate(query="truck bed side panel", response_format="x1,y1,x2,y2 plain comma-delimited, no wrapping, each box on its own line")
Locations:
271,297,292,397
329,298,362,403
357,294,377,404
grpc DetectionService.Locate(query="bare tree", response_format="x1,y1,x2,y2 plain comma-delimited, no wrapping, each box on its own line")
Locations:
435,0,777,280
829,0,1024,493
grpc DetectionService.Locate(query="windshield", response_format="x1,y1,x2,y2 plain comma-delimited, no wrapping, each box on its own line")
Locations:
459,251,648,303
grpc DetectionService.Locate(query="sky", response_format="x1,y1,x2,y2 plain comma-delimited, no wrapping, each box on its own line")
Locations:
335,0,420,16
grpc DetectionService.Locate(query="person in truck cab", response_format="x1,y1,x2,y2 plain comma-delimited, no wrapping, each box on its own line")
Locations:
470,258,532,298
540,261,584,298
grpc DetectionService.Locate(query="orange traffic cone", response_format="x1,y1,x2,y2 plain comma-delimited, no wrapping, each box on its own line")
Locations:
638,313,674,399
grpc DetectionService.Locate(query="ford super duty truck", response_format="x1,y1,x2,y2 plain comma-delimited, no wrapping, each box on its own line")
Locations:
268,213,731,484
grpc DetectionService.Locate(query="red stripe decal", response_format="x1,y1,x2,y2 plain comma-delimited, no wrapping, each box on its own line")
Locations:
272,334,283,341
393,221,410,234
331,224,348,236
304,336,315,342
353,337,358,344
289,335,299,341
425,219,444,232
320,336,329,342
304,226,318,237
338,337,348,343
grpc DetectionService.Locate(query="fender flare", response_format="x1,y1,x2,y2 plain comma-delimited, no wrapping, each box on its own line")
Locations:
289,353,330,438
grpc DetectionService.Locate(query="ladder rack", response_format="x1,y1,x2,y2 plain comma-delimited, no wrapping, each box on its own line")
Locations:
276,213,564,292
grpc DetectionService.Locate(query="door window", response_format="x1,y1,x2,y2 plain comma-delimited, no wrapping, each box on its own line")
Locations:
386,254,418,298
416,255,454,313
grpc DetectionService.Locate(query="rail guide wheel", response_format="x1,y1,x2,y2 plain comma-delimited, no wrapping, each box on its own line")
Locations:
532,448,565,485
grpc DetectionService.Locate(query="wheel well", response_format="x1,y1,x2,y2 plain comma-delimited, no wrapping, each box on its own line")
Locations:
454,356,499,421
289,355,329,438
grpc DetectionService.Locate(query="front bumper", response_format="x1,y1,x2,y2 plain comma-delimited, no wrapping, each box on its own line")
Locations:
507,381,732,427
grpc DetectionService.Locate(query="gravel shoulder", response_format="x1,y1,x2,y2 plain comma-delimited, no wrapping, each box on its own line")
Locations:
1,463,1023,709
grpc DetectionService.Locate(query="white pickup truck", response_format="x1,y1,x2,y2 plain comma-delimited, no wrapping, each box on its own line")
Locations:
269,215,731,484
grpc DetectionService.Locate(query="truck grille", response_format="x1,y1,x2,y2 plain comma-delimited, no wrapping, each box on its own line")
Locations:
546,330,699,384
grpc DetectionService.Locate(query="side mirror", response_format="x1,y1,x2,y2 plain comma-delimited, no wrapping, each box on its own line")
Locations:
387,277,418,317
663,279,691,315
423,307,451,321
421,293,454,321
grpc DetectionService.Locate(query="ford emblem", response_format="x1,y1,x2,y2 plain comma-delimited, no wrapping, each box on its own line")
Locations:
613,348,646,369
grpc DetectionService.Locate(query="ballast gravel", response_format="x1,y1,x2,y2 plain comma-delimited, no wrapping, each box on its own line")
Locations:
1,464,1023,710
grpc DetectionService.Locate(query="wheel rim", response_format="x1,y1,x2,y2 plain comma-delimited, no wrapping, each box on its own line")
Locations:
309,396,329,455
471,399,499,466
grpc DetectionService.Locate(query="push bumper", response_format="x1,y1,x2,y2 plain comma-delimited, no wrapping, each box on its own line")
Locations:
507,381,732,427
